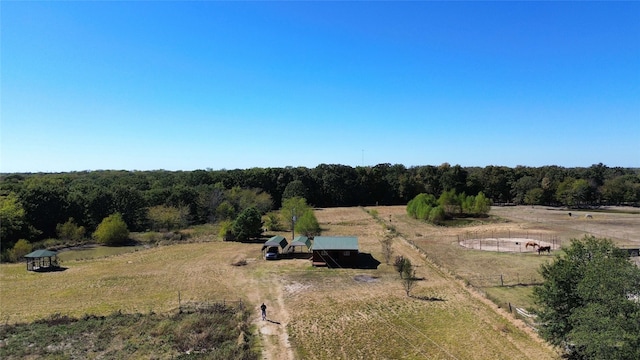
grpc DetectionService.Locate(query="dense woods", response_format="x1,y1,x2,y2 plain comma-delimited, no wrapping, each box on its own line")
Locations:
1,163,639,254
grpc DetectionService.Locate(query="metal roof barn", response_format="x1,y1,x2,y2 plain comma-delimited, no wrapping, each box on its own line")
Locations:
311,236,359,268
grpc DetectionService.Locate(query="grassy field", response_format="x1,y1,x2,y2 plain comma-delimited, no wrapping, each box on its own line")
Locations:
5,205,636,359
372,205,640,309
0,305,256,360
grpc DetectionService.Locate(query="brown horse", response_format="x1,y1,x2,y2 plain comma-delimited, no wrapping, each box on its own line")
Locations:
525,241,539,249
537,246,551,254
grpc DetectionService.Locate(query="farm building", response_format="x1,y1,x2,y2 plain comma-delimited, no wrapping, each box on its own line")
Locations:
288,235,311,253
262,235,289,254
311,236,359,268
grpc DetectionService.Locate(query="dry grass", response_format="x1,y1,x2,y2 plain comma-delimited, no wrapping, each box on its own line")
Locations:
281,206,558,359
370,205,640,310
8,205,635,358
0,242,261,323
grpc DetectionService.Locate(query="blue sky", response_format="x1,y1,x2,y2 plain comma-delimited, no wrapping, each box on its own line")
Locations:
2,1,639,173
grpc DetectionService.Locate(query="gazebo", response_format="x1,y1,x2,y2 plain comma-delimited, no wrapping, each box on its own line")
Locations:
25,249,60,272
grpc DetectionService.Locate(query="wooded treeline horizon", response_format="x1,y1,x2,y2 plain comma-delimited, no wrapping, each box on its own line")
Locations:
2,162,639,251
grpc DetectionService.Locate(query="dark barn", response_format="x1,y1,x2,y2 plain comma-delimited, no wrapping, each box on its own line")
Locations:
312,236,359,268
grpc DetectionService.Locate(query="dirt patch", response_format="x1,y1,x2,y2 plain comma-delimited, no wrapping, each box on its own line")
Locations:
353,274,379,283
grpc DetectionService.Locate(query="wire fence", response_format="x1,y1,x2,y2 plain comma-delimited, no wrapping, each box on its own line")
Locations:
460,273,543,288
457,231,563,252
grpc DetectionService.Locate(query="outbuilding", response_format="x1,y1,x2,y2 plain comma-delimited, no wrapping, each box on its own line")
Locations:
288,235,311,253
311,236,359,268
262,235,289,255
25,249,60,272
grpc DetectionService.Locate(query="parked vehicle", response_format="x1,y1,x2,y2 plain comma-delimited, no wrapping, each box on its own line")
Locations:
265,246,279,260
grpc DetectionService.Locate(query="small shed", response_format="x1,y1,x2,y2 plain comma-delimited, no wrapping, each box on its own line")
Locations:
25,249,59,272
262,235,289,254
288,236,311,253
312,236,359,268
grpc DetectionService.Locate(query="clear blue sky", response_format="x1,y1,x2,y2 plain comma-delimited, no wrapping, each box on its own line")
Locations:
2,1,639,173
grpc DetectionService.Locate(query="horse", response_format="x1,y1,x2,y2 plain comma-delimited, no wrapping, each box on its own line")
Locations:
525,241,539,249
537,246,551,254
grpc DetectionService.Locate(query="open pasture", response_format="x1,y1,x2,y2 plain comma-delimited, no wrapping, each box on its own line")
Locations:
371,205,640,310
278,207,558,360
1,205,563,359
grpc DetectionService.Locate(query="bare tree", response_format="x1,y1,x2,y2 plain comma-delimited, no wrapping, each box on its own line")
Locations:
381,235,393,264
402,262,417,297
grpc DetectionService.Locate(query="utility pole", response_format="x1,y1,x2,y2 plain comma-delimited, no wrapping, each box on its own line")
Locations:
291,207,297,241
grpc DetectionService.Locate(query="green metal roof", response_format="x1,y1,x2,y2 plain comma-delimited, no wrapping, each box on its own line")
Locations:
24,249,58,258
290,236,310,248
264,235,288,249
312,236,359,251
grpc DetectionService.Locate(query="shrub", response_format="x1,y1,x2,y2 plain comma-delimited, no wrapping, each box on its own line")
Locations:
93,213,129,245
56,217,86,241
218,220,234,241
5,239,33,262
294,209,321,237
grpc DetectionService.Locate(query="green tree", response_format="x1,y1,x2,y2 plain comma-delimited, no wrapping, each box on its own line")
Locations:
0,193,37,251
20,178,69,239
263,212,282,231
10,239,33,262
111,186,148,231
472,192,491,215
556,177,577,207
280,197,312,230
601,175,640,205
524,187,544,205
510,175,538,205
147,205,189,231
428,206,446,224
406,193,438,220
218,220,234,241
532,236,640,359
438,189,461,215
232,207,263,241
294,209,321,237
56,217,86,241
93,213,130,245
282,180,308,201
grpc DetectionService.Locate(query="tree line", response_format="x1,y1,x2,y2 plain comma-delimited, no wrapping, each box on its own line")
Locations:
1,163,638,252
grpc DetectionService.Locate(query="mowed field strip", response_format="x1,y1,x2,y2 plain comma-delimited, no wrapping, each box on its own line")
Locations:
9,206,634,359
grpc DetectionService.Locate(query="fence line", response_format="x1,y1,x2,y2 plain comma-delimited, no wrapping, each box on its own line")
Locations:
458,230,562,242
457,231,563,252
459,273,543,287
